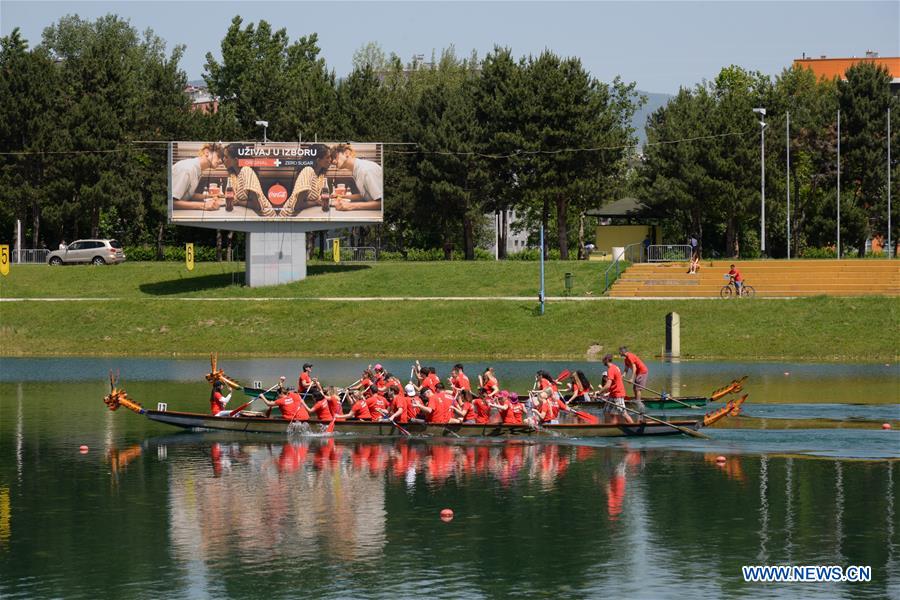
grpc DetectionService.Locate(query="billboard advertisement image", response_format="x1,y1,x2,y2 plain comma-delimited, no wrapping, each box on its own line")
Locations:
169,141,383,223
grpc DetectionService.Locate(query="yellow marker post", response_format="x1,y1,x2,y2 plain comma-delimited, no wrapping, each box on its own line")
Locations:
0,245,9,276
332,238,340,263
185,243,194,271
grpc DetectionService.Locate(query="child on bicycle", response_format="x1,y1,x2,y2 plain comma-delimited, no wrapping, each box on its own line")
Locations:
727,264,744,295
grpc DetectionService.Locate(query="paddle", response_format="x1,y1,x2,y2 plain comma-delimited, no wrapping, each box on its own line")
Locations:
566,406,600,425
229,379,282,416
390,419,411,437
630,381,698,409
599,397,710,439
555,369,571,383
325,417,337,434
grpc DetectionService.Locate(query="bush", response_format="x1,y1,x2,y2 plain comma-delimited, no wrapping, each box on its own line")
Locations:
124,245,220,262
800,246,837,259
507,248,561,260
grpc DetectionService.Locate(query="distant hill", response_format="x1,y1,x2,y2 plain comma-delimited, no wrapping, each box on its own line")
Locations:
631,90,673,148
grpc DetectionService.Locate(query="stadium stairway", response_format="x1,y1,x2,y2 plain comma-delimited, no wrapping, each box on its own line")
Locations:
607,259,900,297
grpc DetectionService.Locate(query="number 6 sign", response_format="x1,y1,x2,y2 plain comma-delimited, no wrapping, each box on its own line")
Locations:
185,243,194,271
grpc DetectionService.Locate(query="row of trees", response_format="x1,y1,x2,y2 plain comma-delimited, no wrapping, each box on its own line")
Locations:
641,63,899,258
1,14,897,259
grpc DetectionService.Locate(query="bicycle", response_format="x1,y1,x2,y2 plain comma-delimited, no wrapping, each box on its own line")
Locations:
720,277,755,298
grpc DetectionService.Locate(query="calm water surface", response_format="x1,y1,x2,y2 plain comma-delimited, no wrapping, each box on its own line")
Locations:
0,358,898,599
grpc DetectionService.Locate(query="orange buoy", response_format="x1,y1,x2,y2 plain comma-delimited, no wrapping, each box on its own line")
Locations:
716,455,727,464
79,445,89,453
883,423,892,430
440,508,454,521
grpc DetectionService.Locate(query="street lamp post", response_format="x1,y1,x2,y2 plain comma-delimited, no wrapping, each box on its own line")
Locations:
753,108,767,254
255,120,269,143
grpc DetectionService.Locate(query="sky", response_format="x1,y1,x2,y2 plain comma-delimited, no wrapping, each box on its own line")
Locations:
1,1,897,94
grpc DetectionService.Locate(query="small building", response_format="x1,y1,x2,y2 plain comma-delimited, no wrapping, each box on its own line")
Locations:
793,52,900,92
585,197,661,260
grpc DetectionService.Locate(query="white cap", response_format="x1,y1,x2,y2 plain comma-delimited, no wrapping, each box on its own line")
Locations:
405,383,417,396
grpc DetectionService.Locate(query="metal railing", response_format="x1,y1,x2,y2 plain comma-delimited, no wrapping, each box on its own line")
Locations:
601,242,642,294
647,244,692,262
343,246,377,262
10,249,50,264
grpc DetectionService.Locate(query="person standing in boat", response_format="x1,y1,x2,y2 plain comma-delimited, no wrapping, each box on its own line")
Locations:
209,380,233,416
479,367,499,400
619,346,648,415
597,355,634,425
298,363,323,401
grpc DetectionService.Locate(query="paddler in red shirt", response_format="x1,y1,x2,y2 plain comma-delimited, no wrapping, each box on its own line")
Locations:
472,392,493,424
619,346,649,413
490,391,525,425
450,390,476,424
450,363,471,393
479,367,499,400
297,363,323,400
564,370,592,404
365,387,390,420
387,384,414,424
414,387,452,424
336,391,373,421
261,390,309,421
597,354,634,425
305,394,334,422
209,381,233,416
536,370,561,400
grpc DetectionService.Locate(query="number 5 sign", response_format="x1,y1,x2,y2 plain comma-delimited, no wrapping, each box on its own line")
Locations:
185,243,194,271
0,245,9,276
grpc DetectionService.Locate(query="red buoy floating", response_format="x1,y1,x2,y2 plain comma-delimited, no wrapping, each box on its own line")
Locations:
440,508,454,522
716,455,727,464
883,423,892,430
79,445,89,454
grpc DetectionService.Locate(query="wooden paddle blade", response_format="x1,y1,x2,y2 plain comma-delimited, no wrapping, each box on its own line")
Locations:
555,369,571,382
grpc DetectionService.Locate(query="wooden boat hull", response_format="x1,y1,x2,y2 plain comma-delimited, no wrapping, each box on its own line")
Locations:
144,410,704,438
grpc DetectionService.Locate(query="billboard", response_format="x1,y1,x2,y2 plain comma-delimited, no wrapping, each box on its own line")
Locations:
169,142,383,223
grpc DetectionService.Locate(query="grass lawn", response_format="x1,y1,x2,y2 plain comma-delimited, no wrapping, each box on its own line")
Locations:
0,261,610,298
0,262,896,361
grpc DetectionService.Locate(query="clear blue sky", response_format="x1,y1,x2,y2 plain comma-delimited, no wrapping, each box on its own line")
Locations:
1,1,897,94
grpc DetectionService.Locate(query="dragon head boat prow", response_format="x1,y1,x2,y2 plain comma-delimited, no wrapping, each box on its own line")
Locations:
702,394,747,427
205,352,241,388
103,370,144,414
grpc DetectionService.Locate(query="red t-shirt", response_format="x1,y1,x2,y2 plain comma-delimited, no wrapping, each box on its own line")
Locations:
425,392,452,423
572,379,589,395
348,398,373,421
728,267,743,282
366,394,388,419
539,377,558,393
276,392,309,421
310,399,333,422
298,372,313,391
327,395,345,420
210,391,227,415
391,395,411,424
606,363,627,398
473,398,491,424
482,376,497,395
421,373,440,393
458,401,475,421
623,352,648,375
500,401,524,425
452,373,471,391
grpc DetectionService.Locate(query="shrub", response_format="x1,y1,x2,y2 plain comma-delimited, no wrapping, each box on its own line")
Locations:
800,247,837,259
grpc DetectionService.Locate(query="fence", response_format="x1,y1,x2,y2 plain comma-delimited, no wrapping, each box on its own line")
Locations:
10,249,50,264
601,241,642,294
342,246,378,262
647,244,692,262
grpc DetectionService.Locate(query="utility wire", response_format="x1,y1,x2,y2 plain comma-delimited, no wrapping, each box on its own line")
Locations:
0,129,754,157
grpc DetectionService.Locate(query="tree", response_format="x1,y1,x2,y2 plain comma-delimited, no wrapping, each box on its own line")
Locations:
837,62,893,256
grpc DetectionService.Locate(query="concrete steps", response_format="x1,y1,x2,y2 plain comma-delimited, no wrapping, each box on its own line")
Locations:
608,259,900,297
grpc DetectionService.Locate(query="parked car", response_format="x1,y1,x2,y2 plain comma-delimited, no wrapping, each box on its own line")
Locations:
47,239,126,265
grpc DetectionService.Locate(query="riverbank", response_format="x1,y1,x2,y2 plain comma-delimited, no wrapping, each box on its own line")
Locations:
1,262,897,361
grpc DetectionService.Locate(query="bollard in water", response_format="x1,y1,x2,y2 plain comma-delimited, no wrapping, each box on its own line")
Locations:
665,312,680,358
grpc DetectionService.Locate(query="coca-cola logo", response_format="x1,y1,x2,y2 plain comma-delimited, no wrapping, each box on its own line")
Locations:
268,183,288,206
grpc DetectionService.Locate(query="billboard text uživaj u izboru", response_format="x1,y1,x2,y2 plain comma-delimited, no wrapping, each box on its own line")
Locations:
169,142,383,222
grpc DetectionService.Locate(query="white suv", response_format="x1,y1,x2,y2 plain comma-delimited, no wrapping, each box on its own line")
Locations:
47,239,126,265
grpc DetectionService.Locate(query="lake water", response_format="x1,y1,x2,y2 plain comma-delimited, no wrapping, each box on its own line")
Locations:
0,358,898,599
